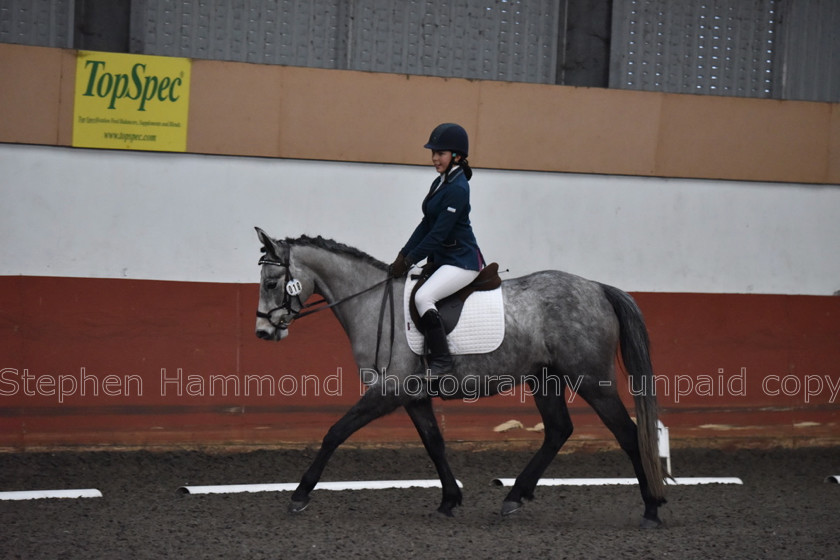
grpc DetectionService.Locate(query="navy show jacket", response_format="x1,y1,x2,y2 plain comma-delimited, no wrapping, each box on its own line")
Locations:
401,167,483,271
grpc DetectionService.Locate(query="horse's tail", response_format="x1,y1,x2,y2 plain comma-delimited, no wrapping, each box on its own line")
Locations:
600,283,666,501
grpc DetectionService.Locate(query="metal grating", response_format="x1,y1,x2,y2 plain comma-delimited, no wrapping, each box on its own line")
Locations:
774,0,840,102
130,0,560,84
610,0,779,98
2,0,832,102
0,0,74,48
130,0,345,69
346,0,560,83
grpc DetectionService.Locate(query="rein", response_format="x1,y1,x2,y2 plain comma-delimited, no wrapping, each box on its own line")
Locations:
257,251,395,371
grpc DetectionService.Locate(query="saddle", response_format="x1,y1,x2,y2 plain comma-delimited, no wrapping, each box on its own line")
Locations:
409,262,502,335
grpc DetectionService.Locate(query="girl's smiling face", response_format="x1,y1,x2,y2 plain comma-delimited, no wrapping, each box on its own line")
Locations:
431,149,456,173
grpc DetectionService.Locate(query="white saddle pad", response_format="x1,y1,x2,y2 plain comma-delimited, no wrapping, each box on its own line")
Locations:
404,267,505,355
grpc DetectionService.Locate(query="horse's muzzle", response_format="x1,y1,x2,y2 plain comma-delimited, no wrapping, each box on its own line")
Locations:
255,328,274,340
255,325,288,341
255,311,292,340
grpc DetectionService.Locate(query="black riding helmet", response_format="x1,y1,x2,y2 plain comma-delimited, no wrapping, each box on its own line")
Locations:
424,123,469,157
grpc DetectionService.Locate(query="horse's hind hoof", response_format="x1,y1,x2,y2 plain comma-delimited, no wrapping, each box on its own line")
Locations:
639,516,663,529
500,500,522,516
289,499,310,514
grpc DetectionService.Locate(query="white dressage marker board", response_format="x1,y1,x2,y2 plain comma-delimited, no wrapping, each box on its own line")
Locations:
178,479,464,495
491,477,743,487
0,489,103,501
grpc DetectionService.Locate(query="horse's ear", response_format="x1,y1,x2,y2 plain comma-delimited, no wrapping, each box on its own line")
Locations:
255,227,280,257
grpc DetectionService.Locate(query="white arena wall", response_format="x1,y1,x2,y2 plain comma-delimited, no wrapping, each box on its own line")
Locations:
3,143,839,295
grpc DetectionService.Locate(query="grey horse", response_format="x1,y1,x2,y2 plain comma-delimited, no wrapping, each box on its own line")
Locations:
254,228,666,527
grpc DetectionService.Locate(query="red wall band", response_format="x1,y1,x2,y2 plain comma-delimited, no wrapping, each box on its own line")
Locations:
1,276,837,449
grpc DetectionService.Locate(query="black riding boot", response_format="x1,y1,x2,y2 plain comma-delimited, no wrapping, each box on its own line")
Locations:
421,309,454,377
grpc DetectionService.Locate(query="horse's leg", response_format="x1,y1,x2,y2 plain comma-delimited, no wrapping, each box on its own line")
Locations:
404,397,462,516
501,377,573,516
578,382,665,528
290,388,401,513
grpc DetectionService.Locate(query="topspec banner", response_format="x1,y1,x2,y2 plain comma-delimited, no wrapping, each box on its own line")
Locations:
73,51,191,152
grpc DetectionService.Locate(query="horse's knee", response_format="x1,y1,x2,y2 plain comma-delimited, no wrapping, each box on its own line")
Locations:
544,422,573,449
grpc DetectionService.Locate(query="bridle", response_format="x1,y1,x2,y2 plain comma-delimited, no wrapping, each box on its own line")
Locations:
256,245,395,370
255,250,314,330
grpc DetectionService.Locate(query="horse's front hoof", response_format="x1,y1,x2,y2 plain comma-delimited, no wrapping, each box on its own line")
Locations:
639,516,663,529
437,504,455,517
289,498,310,514
500,500,522,516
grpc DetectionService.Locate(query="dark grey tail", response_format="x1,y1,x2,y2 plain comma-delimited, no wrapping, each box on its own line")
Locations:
600,283,666,501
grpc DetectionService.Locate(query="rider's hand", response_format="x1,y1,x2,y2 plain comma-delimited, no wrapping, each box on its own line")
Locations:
388,253,410,278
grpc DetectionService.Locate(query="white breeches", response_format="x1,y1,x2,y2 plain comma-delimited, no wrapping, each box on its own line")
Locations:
414,265,481,317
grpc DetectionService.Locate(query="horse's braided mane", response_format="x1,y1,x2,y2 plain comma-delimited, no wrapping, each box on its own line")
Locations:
284,235,388,271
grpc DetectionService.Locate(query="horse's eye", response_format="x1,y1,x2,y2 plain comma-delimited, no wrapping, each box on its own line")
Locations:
265,281,278,290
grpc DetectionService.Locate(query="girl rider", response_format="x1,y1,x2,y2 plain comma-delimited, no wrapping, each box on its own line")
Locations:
389,123,485,377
